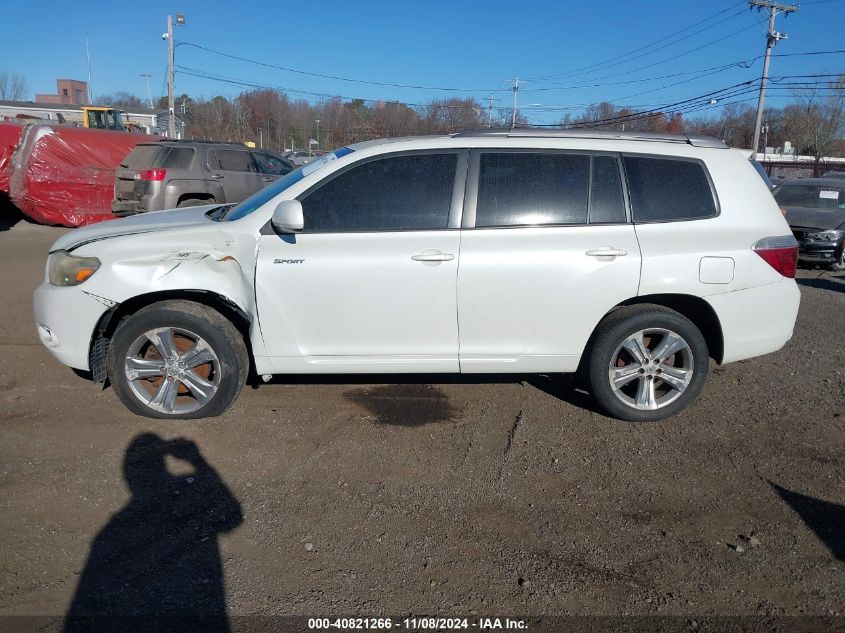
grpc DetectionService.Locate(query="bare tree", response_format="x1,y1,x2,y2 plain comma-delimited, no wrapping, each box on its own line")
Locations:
97,91,144,108
0,71,28,101
784,74,845,172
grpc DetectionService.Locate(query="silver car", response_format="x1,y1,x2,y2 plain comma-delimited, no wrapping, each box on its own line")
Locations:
112,141,293,216
284,150,319,167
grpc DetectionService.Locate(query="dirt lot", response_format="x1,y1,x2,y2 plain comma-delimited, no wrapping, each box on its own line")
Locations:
1,221,843,630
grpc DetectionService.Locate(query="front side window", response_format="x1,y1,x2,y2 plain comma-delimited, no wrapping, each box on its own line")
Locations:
300,153,457,232
254,152,292,176
624,156,717,222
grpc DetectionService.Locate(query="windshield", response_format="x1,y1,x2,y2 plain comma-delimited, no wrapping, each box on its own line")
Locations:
223,147,354,221
774,184,845,210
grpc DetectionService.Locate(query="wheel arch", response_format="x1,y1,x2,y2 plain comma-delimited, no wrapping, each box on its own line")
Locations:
576,294,724,382
164,180,225,208
614,294,724,363
89,289,252,383
176,192,217,207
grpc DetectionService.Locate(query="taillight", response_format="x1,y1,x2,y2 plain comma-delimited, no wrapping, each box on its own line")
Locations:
753,236,799,278
136,168,166,181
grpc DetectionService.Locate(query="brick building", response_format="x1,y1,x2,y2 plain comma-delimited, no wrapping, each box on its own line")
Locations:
35,80,89,106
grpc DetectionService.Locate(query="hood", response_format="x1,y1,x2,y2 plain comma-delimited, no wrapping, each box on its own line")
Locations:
51,205,223,252
785,207,845,231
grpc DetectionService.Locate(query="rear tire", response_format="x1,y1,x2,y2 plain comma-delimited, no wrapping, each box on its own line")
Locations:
107,300,248,419
587,305,709,422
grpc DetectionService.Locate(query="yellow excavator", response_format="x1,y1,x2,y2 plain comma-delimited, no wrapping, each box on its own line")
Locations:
81,106,126,131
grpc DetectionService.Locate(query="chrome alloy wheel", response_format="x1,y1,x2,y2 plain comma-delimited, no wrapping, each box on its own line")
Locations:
124,327,221,415
608,328,694,411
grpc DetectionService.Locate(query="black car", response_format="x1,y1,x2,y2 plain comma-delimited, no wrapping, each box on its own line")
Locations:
773,177,845,271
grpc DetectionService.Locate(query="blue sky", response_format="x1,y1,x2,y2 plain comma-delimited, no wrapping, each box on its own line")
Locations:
1,0,843,125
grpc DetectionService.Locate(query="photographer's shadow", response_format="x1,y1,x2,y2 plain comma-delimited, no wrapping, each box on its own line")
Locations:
65,433,243,632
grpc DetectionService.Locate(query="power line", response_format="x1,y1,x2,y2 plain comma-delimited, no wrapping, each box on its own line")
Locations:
521,49,845,92
179,64,843,121
561,18,769,85
175,21,845,102
176,66,490,110
525,1,748,82
513,74,842,112
540,80,764,128
177,41,506,93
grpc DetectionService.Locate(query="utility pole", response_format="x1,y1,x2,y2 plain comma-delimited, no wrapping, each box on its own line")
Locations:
510,78,519,129
166,15,174,138
165,13,186,138
487,94,494,127
84,34,92,104
749,0,797,155
140,73,153,108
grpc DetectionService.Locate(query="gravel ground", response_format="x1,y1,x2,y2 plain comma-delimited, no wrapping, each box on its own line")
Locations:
0,221,843,630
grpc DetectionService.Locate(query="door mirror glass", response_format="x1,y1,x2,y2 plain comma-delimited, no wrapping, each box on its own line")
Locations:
271,200,304,233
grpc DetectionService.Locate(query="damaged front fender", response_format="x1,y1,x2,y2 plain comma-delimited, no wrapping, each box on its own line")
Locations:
75,229,257,316
73,227,261,381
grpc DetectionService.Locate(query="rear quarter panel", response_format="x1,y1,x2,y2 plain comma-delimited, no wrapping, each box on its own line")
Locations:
635,149,791,297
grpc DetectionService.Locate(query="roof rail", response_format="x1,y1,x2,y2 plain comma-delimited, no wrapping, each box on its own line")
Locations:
451,127,728,149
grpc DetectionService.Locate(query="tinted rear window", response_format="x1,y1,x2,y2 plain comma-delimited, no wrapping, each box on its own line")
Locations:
213,150,255,172
477,153,590,226
624,156,717,222
163,147,195,169
121,145,166,169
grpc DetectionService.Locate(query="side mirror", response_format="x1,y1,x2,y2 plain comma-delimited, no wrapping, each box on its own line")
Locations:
271,200,304,233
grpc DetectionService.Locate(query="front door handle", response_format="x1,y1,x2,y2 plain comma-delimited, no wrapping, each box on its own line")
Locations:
211,173,224,179
586,246,629,257
411,249,454,262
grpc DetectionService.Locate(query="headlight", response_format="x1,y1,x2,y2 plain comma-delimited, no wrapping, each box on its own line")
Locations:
806,229,845,242
47,250,101,286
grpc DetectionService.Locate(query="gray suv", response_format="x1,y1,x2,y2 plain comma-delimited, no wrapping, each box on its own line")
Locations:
111,140,293,216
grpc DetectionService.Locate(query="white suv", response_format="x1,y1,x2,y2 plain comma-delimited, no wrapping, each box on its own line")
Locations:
33,129,800,422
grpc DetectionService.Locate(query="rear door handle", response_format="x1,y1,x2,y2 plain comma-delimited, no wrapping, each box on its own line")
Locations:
211,173,224,179
586,246,628,257
411,250,454,262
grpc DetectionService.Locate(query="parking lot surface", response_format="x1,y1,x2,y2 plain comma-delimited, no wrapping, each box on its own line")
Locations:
1,221,843,624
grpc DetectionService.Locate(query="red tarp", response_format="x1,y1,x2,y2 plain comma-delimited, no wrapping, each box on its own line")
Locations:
0,122,23,194
9,124,145,227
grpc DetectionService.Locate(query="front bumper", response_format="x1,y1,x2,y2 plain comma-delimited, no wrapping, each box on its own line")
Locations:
793,233,844,264
33,283,112,371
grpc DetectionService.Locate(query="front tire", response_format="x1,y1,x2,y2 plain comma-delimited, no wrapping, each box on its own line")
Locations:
587,305,710,422
107,300,248,419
